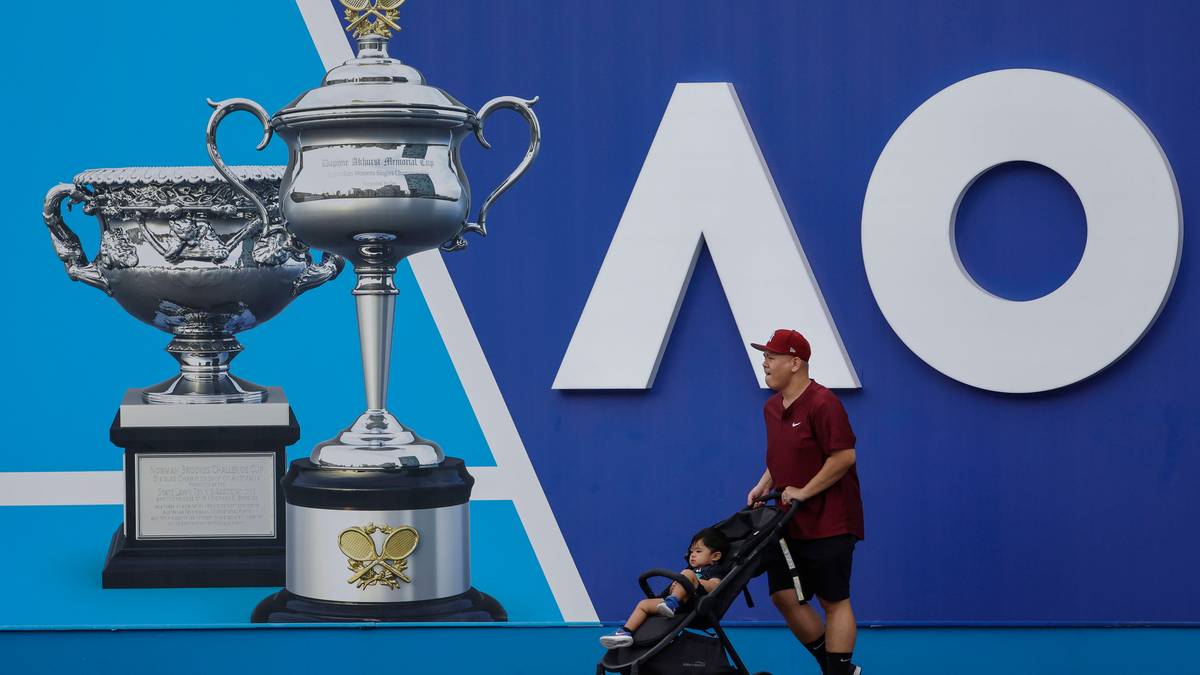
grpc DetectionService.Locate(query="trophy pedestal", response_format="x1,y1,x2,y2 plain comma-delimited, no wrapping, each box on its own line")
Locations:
102,388,297,589
252,458,505,623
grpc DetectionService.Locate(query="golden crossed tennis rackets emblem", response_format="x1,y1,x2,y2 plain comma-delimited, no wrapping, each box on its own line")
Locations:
340,0,406,38
337,523,420,590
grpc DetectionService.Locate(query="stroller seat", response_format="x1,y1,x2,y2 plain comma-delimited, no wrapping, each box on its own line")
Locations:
598,496,799,675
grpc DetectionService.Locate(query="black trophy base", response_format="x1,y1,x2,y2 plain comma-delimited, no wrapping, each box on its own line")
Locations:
251,587,507,623
104,400,299,589
102,527,285,588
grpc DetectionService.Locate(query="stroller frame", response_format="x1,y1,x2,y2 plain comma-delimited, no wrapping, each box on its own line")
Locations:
597,493,801,675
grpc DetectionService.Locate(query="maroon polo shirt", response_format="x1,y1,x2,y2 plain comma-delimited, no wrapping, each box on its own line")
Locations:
764,380,864,540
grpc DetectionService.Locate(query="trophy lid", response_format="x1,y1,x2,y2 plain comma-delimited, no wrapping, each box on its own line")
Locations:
274,2,473,127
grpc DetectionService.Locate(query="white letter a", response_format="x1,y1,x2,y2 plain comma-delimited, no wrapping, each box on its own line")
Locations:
554,83,859,390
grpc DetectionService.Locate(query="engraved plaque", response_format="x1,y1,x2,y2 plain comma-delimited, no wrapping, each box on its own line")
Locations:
134,453,276,540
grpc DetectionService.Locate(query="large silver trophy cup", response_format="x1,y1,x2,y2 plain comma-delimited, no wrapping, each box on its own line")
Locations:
42,167,344,588
44,167,344,404
209,3,539,621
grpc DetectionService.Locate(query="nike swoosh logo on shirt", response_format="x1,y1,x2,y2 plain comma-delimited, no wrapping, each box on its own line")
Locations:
792,421,803,427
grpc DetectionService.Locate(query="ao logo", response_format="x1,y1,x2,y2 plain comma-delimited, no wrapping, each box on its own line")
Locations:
554,69,1182,394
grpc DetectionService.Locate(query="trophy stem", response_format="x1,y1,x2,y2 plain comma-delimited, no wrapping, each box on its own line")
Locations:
308,261,443,468
353,267,397,412
141,336,267,404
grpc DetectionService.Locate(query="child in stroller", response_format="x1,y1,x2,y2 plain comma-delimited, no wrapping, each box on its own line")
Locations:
599,527,731,649
596,492,799,675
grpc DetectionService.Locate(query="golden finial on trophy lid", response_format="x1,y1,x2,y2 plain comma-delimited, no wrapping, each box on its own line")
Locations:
340,0,405,39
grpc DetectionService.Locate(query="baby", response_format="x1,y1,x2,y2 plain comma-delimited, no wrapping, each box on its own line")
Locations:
599,527,731,649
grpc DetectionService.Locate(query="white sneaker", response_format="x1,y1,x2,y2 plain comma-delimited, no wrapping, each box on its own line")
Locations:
599,632,633,649
655,601,676,618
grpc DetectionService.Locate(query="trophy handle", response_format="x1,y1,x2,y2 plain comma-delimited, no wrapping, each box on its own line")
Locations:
42,183,111,295
205,97,273,248
292,251,346,297
442,95,541,252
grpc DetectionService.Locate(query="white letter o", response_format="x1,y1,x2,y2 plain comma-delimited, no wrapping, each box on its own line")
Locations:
862,69,1182,393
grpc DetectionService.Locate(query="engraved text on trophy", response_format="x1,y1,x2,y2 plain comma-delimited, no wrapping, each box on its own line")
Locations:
291,144,461,203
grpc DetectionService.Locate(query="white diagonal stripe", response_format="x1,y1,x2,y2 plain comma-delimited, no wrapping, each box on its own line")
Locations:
295,0,352,70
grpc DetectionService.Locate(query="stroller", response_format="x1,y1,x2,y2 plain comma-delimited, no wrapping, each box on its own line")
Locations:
597,492,800,675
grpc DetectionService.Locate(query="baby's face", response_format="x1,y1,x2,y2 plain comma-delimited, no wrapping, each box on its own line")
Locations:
688,540,721,567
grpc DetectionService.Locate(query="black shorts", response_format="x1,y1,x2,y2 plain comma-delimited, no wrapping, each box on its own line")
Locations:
765,534,857,603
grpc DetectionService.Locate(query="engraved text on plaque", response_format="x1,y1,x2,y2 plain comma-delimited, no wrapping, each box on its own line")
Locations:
134,452,277,539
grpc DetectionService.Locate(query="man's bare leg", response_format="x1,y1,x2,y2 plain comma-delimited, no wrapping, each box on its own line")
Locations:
819,598,856,652
771,589,825,641
772,589,829,671
819,597,857,674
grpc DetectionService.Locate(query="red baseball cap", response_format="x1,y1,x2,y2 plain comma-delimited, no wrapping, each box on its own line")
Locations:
751,329,811,361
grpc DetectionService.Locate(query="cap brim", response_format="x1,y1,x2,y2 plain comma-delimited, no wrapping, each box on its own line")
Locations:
750,343,769,352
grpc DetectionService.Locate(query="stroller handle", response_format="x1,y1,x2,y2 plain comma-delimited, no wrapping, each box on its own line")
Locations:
749,489,783,507
750,489,804,519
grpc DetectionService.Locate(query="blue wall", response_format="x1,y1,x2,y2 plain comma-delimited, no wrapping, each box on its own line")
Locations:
2,0,1196,629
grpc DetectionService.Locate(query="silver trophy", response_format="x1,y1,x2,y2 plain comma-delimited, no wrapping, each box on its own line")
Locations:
209,2,539,621
43,166,344,404
42,166,344,588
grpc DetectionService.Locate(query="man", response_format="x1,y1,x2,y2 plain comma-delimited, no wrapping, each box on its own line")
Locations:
746,329,864,675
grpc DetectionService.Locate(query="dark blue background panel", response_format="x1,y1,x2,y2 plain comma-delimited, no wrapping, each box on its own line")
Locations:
366,0,1200,622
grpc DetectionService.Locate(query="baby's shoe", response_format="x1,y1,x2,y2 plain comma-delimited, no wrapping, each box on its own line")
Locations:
599,628,633,649
656,595,680,618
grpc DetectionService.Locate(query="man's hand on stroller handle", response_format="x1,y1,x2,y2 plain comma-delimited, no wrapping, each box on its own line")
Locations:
748,488,784,508
747,469,774,506
779,486,809,505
